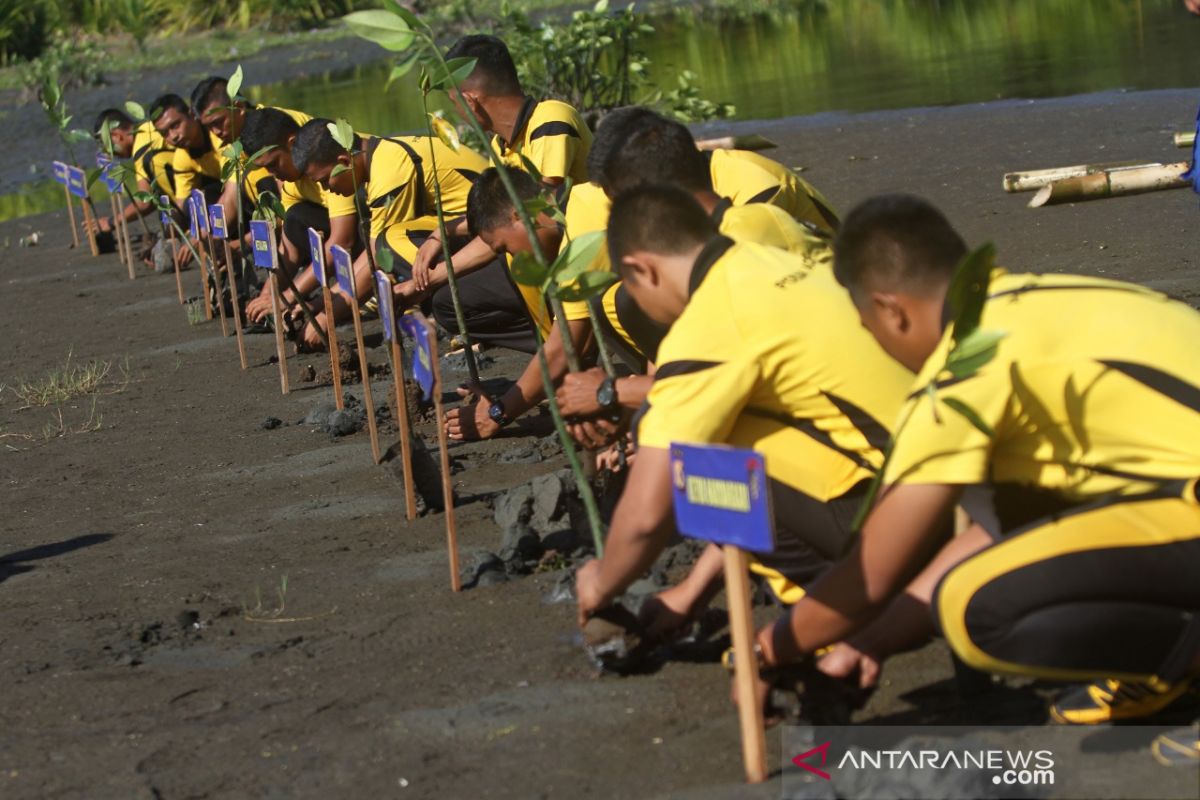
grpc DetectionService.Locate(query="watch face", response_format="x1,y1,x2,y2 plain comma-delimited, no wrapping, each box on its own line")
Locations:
597,379,616,409
488,401,507,424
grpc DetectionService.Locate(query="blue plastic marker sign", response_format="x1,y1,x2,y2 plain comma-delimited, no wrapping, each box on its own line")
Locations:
330,244,355,297
66,166,87,199
308,227,326,287
669,443,774,553
52,161,69,185
249,220,276,269
186,196,198,237
208,204,227,240
189,190,209,233
97,157,121,194
375,271,395,342
159,194,171,226
399,314,435,401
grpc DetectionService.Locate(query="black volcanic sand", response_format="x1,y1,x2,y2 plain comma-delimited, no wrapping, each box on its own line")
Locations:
3,82,1200,799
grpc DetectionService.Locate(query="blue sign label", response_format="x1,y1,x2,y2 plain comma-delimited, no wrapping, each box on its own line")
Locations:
66,166,87,199
375,271,396,342
187,196,200,238
159,194,171,226
249,220,276,269
98,161,121,194
189,190,208,233
399,313,435,401
330,244,355,297
669,444,774,553
52,161,69,184
95,152,110,167
208,204,227,240
308,227,326,287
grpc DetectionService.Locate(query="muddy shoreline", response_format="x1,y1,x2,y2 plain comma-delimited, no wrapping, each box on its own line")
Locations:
2,85,1199,798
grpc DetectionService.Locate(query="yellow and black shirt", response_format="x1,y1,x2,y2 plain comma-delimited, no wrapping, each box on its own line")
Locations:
490,97,592,184
708,148,839,235
131,121,176,197
172,130,223,202
365,134,487,240
886,270,1200,505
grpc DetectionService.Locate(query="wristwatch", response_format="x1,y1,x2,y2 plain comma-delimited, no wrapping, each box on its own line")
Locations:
488,398,512,427
595,377,618,412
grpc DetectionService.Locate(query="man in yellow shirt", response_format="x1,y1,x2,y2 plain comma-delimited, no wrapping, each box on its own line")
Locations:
292,117,493,350
90,107,176,233
752,194,1200,735
403,34,593,323
572,185,911,635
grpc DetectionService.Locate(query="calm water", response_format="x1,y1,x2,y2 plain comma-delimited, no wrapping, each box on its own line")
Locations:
5,0,1198,220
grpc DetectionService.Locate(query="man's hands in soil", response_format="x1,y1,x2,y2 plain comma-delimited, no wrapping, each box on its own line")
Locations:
88,215,114,234
555,367,606,417
638,586,695,643
392,279,428,309
575,558,608,628
567,417,624,450
411,238,441,291
816,641,882,689
244,292,274,324
445,383,499,441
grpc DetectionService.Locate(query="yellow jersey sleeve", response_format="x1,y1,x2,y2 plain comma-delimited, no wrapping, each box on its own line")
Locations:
523,100,587,182
709,149,839,235
716,201,831,256
559,182,612,322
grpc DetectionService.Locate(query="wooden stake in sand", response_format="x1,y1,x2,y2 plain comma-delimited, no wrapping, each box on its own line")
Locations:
1029,161,1191,207
331,244,380,462
187,195,213,321
374,270,417,520
250,220,290,395
98,154,135,279
193,190,228,336
668,443,771,783
402,311,460,591
1002,160,1149,193
108,192,127,265
116,194,135,278
67,166,99,257
209,204,248,370
307,228,344,409
161,195,185,304
52,161,79,248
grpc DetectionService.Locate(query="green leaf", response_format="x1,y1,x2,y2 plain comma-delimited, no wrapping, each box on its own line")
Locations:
945,328,1006,378
517,154,543,183
125,101,146,121
554,268,617,302
64,128,92,144
550,230,605,286
342,10,415,52
946,242,997,344
522,197,550,219
100,120,114,155
593,0,608,12
509,252,551,287
85,167,102,189
132,190,157,205
381,0,422,31
940,396,995,438
386,52,421,88
429,56,477,91
429,112,460,152
327,118,355,152
227,65,244,101
376,246,394,274
330,164,352,178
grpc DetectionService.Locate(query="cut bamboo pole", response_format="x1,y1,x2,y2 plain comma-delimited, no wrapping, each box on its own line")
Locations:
1029,161,1191,208
109,195,127,265
163,198,185,304
376,271,416,521
80,196,100,257
724,546,768,784
332,245,380,464
308,229,344,410
205,232,229,338
695,134,777,152
64,184,79,248
116,194,135,280
270,274,290,395
222,238,249,370
1175,131,1195,149
415,311,461,592
1003,161,1147,193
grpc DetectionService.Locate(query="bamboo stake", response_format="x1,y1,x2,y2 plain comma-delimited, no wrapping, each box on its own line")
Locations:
206,232,230,337
415,312,460,591
109,194,127,265
723,546,767,783
64,184,79,248
376,271,416,520
1029,161,1191,207
80,195,100,257
270,274,290,395
332,245,380,463
307,229,342,406
116,194,136,280
1002,161,1147,193
162,198,185,304
695,134,777,152
223,238,249,370
1175,131,1195,149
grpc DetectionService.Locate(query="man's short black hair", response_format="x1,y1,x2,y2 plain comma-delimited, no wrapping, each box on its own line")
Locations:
241,107,301,156
292,118,361,173
833,194,968,298
444,34,522,96
149,93,189,120
586,106,660,184
607,184,716,271
190,76,230,116
466,167,539,237
598,112,711,196
92,108,133,137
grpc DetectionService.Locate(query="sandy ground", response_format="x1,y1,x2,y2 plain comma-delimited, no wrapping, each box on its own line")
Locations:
2,78,1200,798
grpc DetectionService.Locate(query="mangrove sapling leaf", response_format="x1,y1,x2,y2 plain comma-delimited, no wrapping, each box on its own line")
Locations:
328,120,355,152
329,164,352,179
549,230,605,288
509,252,551,287
341,10,415,52
945,328,1006,378
940,397,996,439
387,53,421,88
376,247,394,274
946,243,996,343
429,112,461,152
429,57,478,91
65,129,93,144
518,154,543,184
522,197,551,219
125,101,146,122
226,65,244,102
554,269,618,303
85,167,102,189
381,0,422,30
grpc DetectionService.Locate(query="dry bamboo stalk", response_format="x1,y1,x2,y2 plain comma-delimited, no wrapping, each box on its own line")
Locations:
116,195,135,280
1175,131,1195,149
206,235,229,338
724,546,768,783
695,134,777,152
223,240,249,370
1003,161,1148,193
416,312,460,592
168,226,185,304
1029,162,1190,207
270,274,290,395
64,185,80,248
